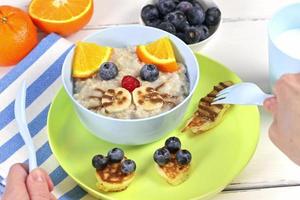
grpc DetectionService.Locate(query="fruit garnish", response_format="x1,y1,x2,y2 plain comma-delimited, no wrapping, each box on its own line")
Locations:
121,159,136,175
99,62,118,80
133,86,164,111
175,149,192,166
165,136,181,153
153,147,171,166
140,64,159,82
136,37,179,72
102,88,132,113
92,155,108,170
72,42,112,78
107,148,124,163
121,76,141,92
29,0,93,36
0,6,38,66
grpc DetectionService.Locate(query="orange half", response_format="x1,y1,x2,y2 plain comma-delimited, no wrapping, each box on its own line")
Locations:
136,37,179,72
29,0,93,36
72,42,112,78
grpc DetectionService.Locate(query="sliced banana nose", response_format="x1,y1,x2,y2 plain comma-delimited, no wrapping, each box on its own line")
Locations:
133,86,164,111
102,88,132,113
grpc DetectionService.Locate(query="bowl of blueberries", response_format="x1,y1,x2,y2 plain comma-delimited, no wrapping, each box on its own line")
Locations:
140,0,221,51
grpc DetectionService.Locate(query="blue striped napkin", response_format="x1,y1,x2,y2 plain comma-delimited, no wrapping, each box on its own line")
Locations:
0,33,94,199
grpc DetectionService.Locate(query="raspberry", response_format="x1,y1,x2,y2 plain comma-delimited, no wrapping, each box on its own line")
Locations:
121,76,141,92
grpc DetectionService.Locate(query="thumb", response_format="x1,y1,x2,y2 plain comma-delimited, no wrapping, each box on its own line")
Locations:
263,96,277,114
26,169,52,200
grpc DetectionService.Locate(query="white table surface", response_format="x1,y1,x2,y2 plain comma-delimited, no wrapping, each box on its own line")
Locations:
1,0,300,199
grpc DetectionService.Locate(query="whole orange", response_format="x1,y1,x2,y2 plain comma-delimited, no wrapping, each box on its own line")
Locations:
0,6,38,66
29,0,93,36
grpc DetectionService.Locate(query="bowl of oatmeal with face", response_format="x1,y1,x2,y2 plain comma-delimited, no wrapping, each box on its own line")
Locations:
62,25,199,145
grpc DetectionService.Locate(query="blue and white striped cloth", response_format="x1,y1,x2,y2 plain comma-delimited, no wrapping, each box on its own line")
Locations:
0,33,95,199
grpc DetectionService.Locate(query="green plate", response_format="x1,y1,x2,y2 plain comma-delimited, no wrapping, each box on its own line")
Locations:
48,54,260,200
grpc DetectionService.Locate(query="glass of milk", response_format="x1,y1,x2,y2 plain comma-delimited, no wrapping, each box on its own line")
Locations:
268,3,300,88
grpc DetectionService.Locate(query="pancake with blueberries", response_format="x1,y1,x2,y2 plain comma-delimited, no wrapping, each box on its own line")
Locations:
92,148,136,192
153,137,192,185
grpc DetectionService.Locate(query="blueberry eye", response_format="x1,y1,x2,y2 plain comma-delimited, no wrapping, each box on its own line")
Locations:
99,62,118,80
140,64,159,82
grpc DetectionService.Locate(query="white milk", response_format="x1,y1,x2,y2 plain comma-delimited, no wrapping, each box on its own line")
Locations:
274,28,300,59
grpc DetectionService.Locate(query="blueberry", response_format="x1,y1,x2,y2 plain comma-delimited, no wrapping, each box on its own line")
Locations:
176,149,192,165
140,64,159,82
92,154,108,170
107,148,124,163
99,62,118,80
205,7,221,26
157,0,176,16
165,11,188,31
121,159,136,175
144,18,162,27
193,1,204,10
184,26,202,44
165,137,181,153
158,21,176,34
141,4,160,22
153,147,171,166
197,25,210,41
186,7,205,25
176,1,193,14
176,32,186,42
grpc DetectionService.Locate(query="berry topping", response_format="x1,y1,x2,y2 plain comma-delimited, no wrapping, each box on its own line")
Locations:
121,159,137,175
154,147,171,166
157,0,177,16
107,148,124,163
176,149,192,166
186,7,205,25
165,11,188,31
184,26,202,44
121,75,141,92
176,1,193,13
92,154,108,170
141,4,160,21
165,136,181,153
99,62,118,80
205,7,221,26
158,21,177,34
140,64,160,82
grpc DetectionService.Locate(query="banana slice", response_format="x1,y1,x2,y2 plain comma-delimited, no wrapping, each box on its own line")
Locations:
101,88,132,113
133,86,164,111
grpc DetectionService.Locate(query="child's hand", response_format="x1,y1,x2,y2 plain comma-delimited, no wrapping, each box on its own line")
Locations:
264,73,300,165
2,163,55,200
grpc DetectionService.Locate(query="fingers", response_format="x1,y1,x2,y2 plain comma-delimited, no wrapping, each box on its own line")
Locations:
263,96,277,114
26,168,52,200
2,163,30,200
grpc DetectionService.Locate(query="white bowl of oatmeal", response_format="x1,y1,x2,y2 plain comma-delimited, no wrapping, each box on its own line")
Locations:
62,25,199,145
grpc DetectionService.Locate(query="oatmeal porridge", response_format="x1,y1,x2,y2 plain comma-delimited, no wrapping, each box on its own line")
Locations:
72,40,190,119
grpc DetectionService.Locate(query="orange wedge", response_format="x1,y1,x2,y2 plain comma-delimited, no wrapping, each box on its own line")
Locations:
72,42,112,78
136,37,179,72
29,0,93,36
